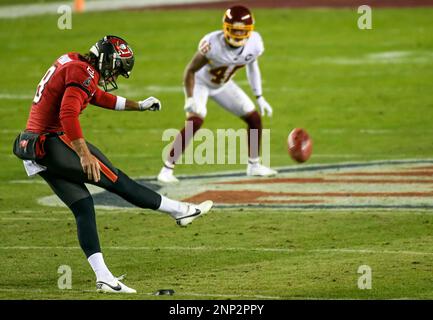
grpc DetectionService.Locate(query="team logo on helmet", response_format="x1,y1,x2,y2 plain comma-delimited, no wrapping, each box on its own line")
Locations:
108,38,133,58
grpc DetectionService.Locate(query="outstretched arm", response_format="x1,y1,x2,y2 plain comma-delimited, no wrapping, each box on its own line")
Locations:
91,88,162,111
59,87,161,183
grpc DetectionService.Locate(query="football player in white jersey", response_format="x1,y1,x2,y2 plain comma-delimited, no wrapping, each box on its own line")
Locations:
158,5,277,183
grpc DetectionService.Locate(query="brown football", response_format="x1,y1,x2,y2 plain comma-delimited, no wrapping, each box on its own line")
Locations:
287,128,313,163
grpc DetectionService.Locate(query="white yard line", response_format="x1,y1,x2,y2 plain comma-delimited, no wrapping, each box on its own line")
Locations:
8,180,47,184
4,128,431,134
0,210,70,214
0,217,73,221
0,93,33,100
314,51,433,65
0,209,142,215
0,245,432,257
3,208,433,216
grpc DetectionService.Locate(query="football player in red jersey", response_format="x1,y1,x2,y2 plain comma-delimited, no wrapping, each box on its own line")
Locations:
157,6,277,183
14,35,213,293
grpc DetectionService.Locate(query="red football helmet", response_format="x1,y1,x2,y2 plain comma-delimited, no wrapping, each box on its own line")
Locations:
223,5,254,47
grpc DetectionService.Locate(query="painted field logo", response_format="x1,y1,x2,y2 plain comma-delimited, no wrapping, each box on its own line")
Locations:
39,159,433,210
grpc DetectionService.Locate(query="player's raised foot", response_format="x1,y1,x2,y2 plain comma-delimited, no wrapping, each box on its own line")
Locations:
246,163,278,177
96,275,136,294
157,167,179,184
176,200,213,227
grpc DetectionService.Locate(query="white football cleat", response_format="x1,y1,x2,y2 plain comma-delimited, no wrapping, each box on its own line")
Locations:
246,163,278,177
96,275,136,294
157,167,179,184
176,200,213,227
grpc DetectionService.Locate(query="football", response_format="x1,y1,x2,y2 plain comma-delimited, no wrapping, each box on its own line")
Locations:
287,128,313,163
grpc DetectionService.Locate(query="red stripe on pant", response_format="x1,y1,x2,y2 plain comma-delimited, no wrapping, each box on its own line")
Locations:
58,135,118,183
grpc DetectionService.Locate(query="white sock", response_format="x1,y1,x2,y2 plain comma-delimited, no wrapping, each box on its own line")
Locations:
158,195,189,218
161,161,175,174
160,166,173,176
248,157,260,165
88,252,115,283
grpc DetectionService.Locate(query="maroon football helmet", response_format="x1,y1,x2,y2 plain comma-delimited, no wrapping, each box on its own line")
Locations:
223,5,254,47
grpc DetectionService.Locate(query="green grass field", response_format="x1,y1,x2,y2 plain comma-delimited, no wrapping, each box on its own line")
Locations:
1,7,433,299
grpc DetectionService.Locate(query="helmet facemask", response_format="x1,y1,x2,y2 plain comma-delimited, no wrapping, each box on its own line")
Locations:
223,23,254,47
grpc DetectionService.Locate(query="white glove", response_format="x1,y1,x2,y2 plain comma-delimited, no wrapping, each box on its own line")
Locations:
138,96,161,111
184,97,196,113
256,96,273,117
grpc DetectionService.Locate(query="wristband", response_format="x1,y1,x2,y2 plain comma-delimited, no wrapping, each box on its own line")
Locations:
115,96,126,111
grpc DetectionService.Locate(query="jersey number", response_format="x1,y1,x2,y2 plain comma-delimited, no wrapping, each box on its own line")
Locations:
209,65,244,84
33,65,57,104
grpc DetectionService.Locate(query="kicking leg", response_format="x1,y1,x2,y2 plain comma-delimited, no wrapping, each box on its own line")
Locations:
39,135,212,225
82,139,212,225
108,169,213,226
38,171,135,293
